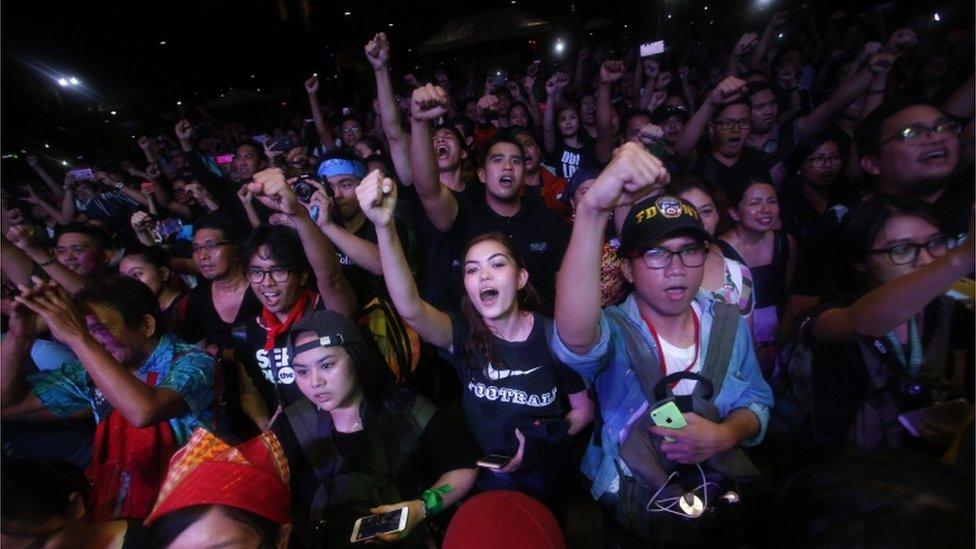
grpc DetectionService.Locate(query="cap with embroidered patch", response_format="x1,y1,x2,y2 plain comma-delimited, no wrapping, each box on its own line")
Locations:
618,194,712,257
287,310,364,357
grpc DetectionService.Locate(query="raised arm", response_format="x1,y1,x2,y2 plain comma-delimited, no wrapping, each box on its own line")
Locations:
248,168,358,317
812,213,975,343
25,155,65,201
357,171,453,349
136,136,158,165
595,60,626,164
408,84,460,233
749,12,788,70
366,33,414,186
310,189,383,275
542,73,568,155
675,76,747,156
5,225,85,294
305,76,336,151
555,143,670,354
0,292,63,421
728,33,759,77
944,72,975,120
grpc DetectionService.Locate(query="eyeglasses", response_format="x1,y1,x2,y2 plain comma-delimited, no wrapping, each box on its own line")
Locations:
342,127,361,134
867,236,948,266
636,245,709,270
879,121,961,145
715,118,752,131
246,267,294,283
191,241,229,253
805,154,843,168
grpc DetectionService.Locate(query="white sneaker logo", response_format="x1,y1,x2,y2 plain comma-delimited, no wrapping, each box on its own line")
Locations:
486,363,541,380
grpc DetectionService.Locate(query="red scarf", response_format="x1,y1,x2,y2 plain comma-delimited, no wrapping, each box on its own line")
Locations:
261,289,314,351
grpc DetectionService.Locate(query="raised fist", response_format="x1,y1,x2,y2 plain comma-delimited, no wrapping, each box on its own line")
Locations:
137,136,152,150
140,181,155,196
145,163,162,180
867,52,895,76
599,60,626,84
678,66,691,81
770,11,788,27
887,28,918,53
175,119,193,142
364,32,391,70
5,224,38,252
304,75,319,95
584,142,670,212
648,91,668,112
356,169,397,228
637,124,664,146
733,33,759,57
708,76,747,107
477,94,500,113
410,84,449,122
247,168,303,216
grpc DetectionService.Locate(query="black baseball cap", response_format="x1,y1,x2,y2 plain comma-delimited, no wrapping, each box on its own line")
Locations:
618,194,712,257
287,310,364,356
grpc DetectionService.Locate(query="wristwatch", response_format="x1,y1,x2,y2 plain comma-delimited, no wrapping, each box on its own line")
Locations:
113,182,125,190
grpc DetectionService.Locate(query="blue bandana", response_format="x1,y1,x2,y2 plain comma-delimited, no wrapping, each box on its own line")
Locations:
317,158,367,180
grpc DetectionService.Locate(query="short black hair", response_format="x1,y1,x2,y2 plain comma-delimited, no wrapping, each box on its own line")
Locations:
623,109,654,129
55,222,111,251
746,82,775,102
479,133,526,167
239,224,310,274
74,275,165,335
855,98,935,159
122,245,171,270
2,459,89,524
710,101,751,122
236,140,268,163
194,215,240,245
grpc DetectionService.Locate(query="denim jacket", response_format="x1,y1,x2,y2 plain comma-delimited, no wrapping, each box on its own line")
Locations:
550,293,774,500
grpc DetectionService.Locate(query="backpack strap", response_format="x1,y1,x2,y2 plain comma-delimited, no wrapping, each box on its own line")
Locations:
605,308,663,403
699,301,741,399
284,400,335,486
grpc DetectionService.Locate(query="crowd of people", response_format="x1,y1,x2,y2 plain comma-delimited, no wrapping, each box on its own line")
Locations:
1,4,974,548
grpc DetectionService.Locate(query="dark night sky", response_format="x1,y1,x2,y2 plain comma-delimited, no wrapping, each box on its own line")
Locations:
1,0,965,156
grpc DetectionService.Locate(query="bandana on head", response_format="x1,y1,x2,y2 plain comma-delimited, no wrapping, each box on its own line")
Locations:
317,158,366,180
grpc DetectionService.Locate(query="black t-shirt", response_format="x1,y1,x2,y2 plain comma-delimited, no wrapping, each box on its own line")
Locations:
445,312,587,458
550,139,595,180
234,295,325,410
271,392,479,525
453,199,569,314
931,167,975,242
400,181,483,312
694,140,772,193
182,282,262,349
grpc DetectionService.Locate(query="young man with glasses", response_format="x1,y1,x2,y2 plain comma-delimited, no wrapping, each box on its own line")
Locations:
856,100,972,241
551,143,773,545
232,169,357,428
674,77,773,192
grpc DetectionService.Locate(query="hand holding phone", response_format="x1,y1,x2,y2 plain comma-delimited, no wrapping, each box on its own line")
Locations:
640,40,666,58
650,401,687,443
350,506,409,543
476,454,512,469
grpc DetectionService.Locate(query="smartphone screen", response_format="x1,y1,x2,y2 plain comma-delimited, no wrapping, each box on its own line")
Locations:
68,168,95,181
351,508,407,542
640,40,666,58
476,454,511,469
216,154,234,165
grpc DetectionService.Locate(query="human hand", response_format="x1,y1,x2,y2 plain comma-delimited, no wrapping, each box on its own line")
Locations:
708,76,747,107
63,173,77,191
130,210,156,235
553,71,570,90
175,119,193,142
678,66,691,82
365,32,391,70
304,75,319,95
867,52,895,76
145,163,162,180
578,48,591,62
495,428,526,474
5,280,39,339
14,278,91,347
306,189,333,226
410,84,449,122
770,11,788,28
23,187,42,206
732,33,759,56
247,168,304,216
368,500,425,543
886,28,918,53
648,91,667,112
404,73,421,89
5,224,39,253
476,94,499,114
599,60,626,84
582,142,669,212
236,186,253,205
526,60,541,77
650,412,736,464
184,182,213,203
140,181,155,196
637,123,664,146
355,169,397,228
522,74,536,95
137,135,152,150
263,139,283,160
656,72,672,91
506,80,522,100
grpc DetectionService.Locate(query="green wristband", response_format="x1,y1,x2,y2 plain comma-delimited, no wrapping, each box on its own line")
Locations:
420,484,453,517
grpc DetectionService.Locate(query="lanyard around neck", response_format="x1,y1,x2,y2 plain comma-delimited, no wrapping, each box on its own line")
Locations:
883,316,923,377
640,308,701,381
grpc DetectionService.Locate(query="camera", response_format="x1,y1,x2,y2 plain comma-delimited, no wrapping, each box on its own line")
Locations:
291,175,318,204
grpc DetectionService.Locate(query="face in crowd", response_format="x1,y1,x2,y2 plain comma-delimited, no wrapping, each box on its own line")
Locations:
432,128,465,172
119,255,171,300
247,245,308,317
558,108,580,140
233,144,266,182
340,120,363,148
580,95,596,126
192,228,236,281
478,141,525,205
863,214,945,288
463,237,529,322
509,103,530,128
625,114,653,145
325,174,363,222
749,88,779,135
512,133,542,174
660,114,686,146
800,140,843,189
863,105,960,196
709,103,751,159
623,234,708,319
729,182,779,234
678,188,720,237
83,301,155,366
55,232,107,277
292,336,361,412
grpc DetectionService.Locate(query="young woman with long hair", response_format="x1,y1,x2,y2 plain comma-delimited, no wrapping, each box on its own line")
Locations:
356,170,593,509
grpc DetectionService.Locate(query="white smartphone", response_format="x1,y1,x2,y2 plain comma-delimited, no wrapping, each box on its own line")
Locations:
350,507,409,543
476,454,511,469
640,40,666,58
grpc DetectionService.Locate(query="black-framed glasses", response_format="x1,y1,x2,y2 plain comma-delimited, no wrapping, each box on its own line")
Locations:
191,241,230,253
715,118,752,131
246,267,294,283
879,121,961,146
867,236,948,266
805,154,843,168
636,245,709,270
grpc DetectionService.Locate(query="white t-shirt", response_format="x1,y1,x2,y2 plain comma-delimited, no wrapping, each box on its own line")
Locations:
657,302,703,395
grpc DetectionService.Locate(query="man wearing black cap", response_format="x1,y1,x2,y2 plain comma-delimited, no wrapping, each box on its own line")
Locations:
551,143,773,544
